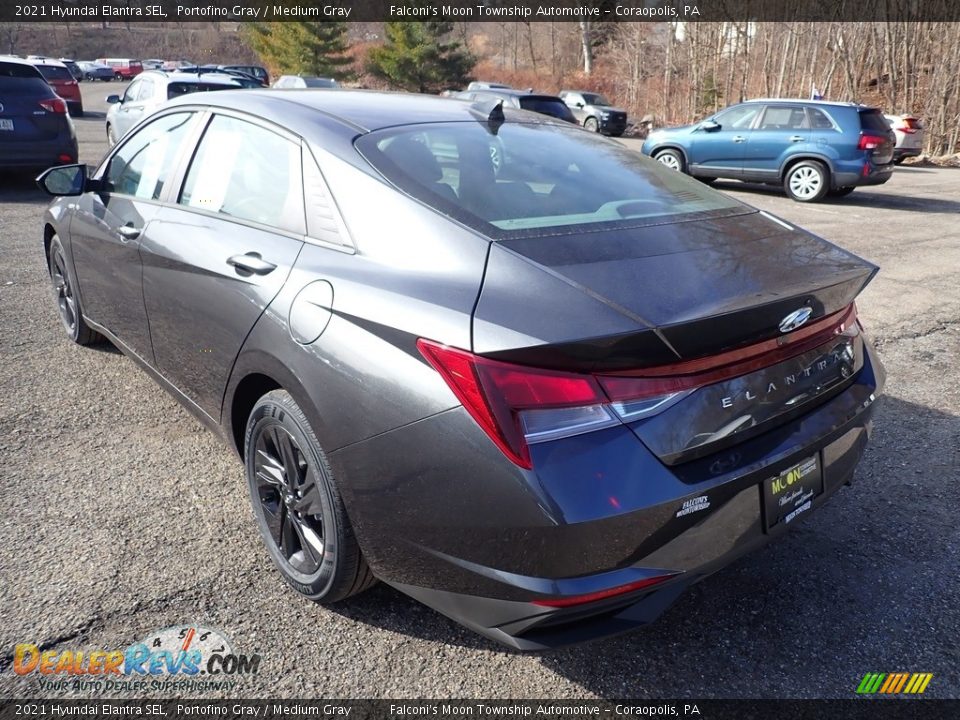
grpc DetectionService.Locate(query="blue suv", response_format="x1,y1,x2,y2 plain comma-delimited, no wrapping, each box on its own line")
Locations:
641,99,895,202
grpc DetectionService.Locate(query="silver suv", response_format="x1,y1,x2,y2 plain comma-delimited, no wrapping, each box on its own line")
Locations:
105,70,243,145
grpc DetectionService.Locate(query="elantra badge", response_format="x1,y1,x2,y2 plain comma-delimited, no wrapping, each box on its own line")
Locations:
779,307,813,333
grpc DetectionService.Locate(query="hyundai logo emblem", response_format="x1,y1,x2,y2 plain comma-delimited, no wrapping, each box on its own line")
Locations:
779,307,813,333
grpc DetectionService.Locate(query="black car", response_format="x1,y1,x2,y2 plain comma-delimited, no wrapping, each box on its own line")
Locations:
0,58,78,172
454,88,577,124
37,91,884,650
560,90,628,136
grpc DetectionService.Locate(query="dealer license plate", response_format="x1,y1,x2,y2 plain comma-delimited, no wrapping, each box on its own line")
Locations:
763,455,823,530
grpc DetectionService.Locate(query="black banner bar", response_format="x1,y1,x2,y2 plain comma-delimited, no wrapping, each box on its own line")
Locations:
0,700,955,720
4,0,960,23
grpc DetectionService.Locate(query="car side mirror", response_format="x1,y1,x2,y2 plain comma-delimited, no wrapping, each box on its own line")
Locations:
36,164,91,196
576,102,585,108
106,94,121,104
700,120,721,132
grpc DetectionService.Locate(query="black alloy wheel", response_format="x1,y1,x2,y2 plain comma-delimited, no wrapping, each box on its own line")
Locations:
48,236,100,345
244,390,376,602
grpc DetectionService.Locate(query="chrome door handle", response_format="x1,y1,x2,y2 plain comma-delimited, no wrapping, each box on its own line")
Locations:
789,135,805,142
227,253,277,276
117,225,141,241
732,135,746,143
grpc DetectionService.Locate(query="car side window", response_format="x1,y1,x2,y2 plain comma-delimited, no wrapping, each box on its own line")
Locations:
808,108,836,130
758,106,807,130
712,105,759,130
122,80,141,103
137,78,155,101
104,112,197,200
179,114,305,234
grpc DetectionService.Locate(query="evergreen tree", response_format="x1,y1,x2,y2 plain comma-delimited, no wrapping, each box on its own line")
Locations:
243,21,354,79
366,21,475,94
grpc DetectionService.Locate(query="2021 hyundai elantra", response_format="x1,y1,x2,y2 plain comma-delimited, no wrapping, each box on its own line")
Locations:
37,90,885,650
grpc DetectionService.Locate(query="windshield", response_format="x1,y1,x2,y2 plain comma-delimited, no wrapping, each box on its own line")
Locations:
582,93,611,106
357,122,747,238
304,78,338,88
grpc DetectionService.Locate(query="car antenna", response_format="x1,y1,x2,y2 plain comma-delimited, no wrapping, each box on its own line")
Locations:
470,99,505,134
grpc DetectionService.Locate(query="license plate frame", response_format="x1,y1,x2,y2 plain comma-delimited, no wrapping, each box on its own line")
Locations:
762,455,823,531
0,119,14,131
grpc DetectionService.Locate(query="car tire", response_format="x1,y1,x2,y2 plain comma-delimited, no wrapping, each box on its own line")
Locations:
244,389,377,603
654,148,686,173
584,117,599,133
783,160,829,202
828,186,856,197
48,235,101,346
697,176,718,185
893,157,905,166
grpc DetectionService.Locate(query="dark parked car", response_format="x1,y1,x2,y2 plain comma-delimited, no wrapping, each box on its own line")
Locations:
641,99,896,202
220,64,269,86
77,61,115,82
560,90,628,136
37,91,884,650
59,59,84,82
0,57,77,172
454,88,576,124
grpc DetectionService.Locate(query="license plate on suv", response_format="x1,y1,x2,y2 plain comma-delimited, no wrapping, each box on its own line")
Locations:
0,119,14,131
763,455,823,530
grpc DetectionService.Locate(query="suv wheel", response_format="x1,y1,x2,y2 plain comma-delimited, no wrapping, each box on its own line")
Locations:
584,117,599,133
654,149,685,173
244,390,377,603
784,161,829,202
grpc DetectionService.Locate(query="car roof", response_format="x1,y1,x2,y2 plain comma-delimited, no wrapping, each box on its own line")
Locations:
744,98,871,109
165,89,569,137
0,55,36,67
141,69,240,86
27,58,68,69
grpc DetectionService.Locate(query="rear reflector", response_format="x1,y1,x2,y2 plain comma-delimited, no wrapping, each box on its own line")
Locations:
531,574,677,608
418,304,859,470
38,98,68,114
58,154,74,163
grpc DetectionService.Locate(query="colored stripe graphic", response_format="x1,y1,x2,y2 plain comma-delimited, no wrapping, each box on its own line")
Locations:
857,672,933,694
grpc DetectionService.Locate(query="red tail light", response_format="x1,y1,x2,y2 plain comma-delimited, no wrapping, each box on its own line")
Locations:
418,305,858,470
858,134,888,150
39,97,68,114
531,574,677,608
894,117,921,134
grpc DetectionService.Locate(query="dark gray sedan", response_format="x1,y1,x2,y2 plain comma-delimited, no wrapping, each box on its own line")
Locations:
37,90,884,650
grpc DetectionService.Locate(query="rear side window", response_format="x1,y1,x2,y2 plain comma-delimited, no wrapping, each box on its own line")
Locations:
518,97,574,122
859,110,892,133
179,114,305,234
35,65,73,81
758,106,807,130
104,112,197,200
358,122,746,237
808,108,836,130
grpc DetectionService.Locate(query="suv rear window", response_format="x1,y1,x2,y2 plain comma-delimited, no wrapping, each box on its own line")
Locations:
0,61,44,80
35,64,74,81
518,97,574,122
167,82,235,99
859,110,892,133
358,122,747,238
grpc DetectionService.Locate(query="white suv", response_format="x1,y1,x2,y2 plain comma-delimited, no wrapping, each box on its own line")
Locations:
105,70,243,145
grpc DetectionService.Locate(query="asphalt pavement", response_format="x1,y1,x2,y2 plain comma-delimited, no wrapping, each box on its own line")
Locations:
0,82,958,699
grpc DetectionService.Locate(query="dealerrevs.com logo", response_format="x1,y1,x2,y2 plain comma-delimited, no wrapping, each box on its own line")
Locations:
12,625,261,693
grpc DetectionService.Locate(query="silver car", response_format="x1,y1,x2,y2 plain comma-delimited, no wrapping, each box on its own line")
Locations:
884,114,925,164
105,70,242,145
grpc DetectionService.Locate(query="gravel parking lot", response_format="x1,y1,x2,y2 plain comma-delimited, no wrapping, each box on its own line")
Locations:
1,82,958,699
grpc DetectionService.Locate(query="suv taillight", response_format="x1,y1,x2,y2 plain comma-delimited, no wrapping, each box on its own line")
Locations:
38,98,68,114
418,305,859,470
894,117,921,134
858,134,888,150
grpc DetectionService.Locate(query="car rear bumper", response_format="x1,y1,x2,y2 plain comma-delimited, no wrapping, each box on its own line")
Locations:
835,162,894,188
893,147,922,160
0,137,77,170
330,337,885,650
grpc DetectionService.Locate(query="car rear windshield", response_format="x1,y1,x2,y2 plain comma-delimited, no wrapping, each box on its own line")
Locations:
35,64,74,81
859,109,892,133
518,97,573,121
304,78,337,88
166,82,235,99
357,121,748,238
0,61,44,80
